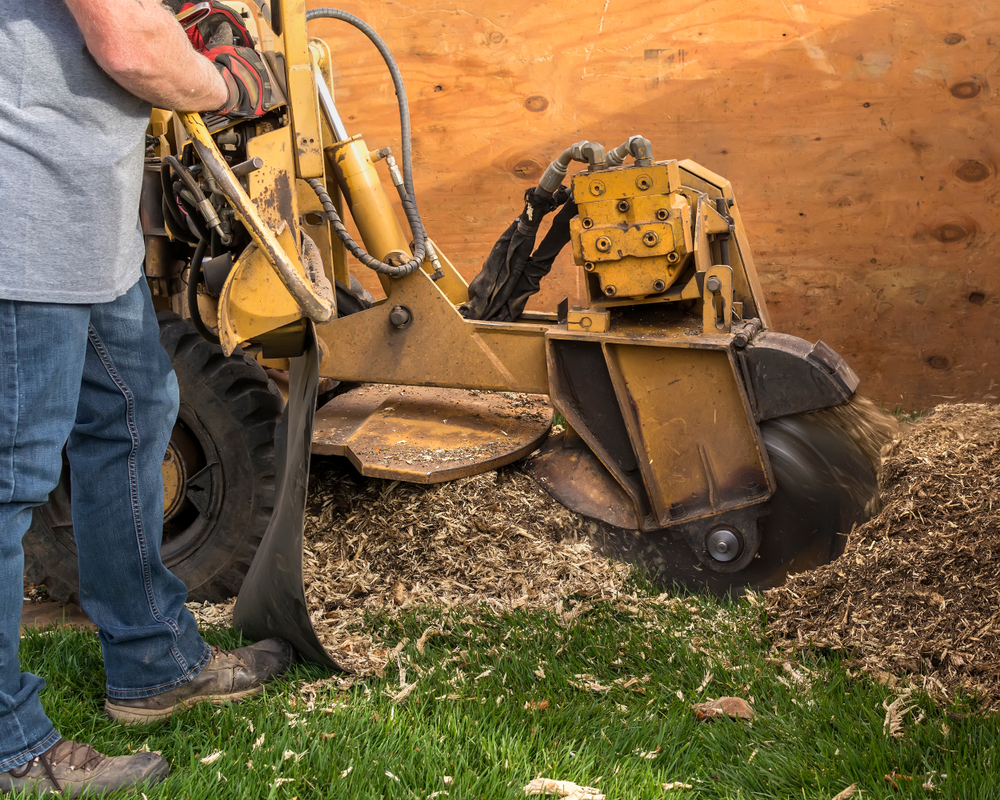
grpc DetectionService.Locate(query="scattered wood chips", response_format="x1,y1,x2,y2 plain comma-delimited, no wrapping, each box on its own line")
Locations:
766,404,1000,709
691,696,755,720
524,777,605,800
191,462,631,676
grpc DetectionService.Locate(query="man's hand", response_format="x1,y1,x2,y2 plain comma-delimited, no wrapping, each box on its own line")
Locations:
179,1,255,50
62,0,229,111
206,46,274,118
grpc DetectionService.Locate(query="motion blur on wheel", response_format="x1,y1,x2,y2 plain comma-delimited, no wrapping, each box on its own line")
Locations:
25,1,886,666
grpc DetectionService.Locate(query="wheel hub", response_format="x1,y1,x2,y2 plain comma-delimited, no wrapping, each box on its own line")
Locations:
162,441,188,522
706,528,741,562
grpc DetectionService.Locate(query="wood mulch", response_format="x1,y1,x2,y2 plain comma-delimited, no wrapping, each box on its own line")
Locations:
190,459,631,676
766,403,1000,709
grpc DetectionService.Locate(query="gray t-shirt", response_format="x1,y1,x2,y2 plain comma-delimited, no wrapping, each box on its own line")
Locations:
0,0,152,303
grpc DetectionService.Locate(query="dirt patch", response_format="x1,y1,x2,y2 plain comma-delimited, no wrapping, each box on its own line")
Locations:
766,403,1000,709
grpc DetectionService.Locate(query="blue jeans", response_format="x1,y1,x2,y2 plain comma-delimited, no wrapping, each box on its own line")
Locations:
0,278,209,770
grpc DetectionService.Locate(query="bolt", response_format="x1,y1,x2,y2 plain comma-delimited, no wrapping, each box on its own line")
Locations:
389,305,412,329
590,181,606,196
595,236,612,253
652,279,666,292
617,200,630,213
636,176,652,190
604,284,617,297
706,275,722,292
666,251,680,264
584,262,596,272
581,217,594,229
669,501,685,519
579,316,592,329
656,208,669,220
642,231,659,247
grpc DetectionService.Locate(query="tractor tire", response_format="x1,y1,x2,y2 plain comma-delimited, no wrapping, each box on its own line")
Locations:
23,311,283,604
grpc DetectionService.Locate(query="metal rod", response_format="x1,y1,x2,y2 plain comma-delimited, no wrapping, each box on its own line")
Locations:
231,156,264,178
314,66,350,143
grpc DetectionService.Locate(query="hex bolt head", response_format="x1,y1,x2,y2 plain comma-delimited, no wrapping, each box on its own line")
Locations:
617,200,630,213
581,217,594,229
595,236,612,253
656,208,669,220
706,275,722,292
669,501,686,519
584,261,596,272
642,231,659,247
389,305,413,329
666,251,680,264
604,284,617,297
652,279,666,292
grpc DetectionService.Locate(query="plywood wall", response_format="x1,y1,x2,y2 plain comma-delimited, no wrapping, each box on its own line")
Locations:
307,0,1000,410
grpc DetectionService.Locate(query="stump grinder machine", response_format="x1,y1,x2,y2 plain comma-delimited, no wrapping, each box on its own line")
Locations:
24,1,879,668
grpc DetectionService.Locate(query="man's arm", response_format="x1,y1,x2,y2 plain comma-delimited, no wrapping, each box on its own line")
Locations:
62,0,230,111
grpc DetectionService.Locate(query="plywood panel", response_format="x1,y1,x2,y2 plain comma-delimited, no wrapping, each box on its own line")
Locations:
307,0,1000,410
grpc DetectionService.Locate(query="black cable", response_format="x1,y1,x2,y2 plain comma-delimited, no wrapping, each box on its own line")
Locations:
187,237,221,345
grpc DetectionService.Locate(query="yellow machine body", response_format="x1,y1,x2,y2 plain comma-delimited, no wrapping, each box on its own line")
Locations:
100,0,871,663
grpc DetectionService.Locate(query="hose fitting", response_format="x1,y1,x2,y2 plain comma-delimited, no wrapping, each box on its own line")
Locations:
538,140,607,195
605,136,654,168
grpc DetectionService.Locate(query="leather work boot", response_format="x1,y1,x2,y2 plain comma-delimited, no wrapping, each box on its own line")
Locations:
105,638,293,725
0,739,168,796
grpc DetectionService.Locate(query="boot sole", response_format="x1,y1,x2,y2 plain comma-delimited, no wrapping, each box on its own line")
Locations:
105,685,264,725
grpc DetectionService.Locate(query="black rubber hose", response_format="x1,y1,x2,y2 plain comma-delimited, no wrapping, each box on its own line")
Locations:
160,162,199,244
161,158,211,243
305,8,419,205
304,8,428,276
187,237,221,345
307,177,425,277
164,155,204,203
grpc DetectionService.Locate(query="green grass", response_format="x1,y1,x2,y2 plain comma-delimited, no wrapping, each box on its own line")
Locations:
16,593,1000,799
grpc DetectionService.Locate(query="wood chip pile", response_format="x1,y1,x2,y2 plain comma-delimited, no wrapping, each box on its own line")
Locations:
302,464,630,672
766,403,1000,709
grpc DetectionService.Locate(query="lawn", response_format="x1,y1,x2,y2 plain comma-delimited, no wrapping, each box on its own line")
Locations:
16,587,999,799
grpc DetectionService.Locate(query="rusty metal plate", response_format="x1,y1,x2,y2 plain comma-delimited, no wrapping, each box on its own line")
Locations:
312,385,552,483
525,430,640,530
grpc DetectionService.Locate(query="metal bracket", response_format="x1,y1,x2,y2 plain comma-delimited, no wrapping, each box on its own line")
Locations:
702,264,733,334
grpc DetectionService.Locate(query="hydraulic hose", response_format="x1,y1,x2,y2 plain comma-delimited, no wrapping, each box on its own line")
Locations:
186,236,221,345
307,177,425,277
162,155,230,245
305,8,427,277
160,160,202,244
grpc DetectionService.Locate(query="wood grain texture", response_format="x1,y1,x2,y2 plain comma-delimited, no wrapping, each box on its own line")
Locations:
308,0,1000,409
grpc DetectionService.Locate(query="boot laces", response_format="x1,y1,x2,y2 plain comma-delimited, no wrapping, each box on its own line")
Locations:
8,740,105,792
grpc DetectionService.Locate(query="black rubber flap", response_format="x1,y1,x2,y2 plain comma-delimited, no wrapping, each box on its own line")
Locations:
232,322,337,668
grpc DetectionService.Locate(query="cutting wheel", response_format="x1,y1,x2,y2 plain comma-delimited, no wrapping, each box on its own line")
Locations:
595,412,878,595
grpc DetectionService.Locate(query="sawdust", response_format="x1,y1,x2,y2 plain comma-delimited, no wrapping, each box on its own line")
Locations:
191,461,631,676
766,403,1000,709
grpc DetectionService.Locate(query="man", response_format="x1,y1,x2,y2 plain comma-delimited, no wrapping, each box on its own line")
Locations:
0,0,291,794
